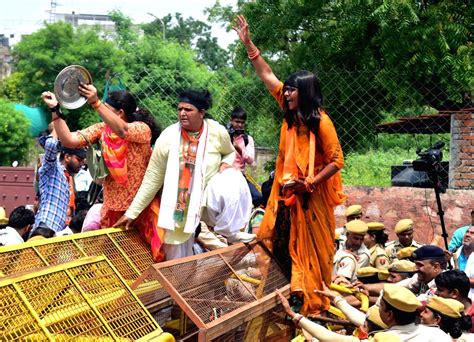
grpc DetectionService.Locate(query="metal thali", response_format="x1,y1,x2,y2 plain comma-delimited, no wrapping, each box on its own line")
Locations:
54,65,92,109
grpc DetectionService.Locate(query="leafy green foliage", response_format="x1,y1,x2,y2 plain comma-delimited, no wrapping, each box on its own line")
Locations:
10,21,127,130
341,148,411,187
142,13,229,70
107,10,138,49
210,67,281,148
208,0,473,152
122,35,214,128
3,5,471,183
0,99,33,166
0,72,26,102
341,131,450,187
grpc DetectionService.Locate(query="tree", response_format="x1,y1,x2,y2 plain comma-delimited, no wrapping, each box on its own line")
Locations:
142,13,230,70
208,0,473,150
0,72,26,102
121,34,216,128
0,99,33,166
11,21,127,130
209,0,472,103
107,10,138,50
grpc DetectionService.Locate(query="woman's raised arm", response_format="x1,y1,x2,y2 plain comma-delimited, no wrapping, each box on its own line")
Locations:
78,83,129,138
232,15,281,92
41,91,82,147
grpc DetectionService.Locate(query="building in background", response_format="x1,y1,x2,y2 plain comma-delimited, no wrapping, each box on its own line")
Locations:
53,12,114,30
0,34,12,80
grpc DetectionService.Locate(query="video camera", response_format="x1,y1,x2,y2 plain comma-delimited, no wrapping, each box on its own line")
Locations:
412,141,445,173
227,126,245,138
226,123,249,146
412,140,451,254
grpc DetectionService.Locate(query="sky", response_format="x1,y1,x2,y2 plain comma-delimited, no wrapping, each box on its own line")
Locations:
0,0,237,46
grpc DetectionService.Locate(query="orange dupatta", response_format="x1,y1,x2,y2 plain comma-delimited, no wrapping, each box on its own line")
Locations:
102,125,128,185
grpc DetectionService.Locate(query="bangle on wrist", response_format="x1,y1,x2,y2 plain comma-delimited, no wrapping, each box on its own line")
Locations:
247,46,260,60
51,116,62,123
292,314,303,325
91,99,102,110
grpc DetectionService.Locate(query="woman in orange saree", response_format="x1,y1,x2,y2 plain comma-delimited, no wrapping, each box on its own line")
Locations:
233,15,347,316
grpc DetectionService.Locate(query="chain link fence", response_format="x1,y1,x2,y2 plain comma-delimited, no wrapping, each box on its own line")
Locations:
125,66,470,184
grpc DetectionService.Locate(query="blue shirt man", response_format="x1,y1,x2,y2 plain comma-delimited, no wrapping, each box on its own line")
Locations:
34,135,85,233
448,210,474,252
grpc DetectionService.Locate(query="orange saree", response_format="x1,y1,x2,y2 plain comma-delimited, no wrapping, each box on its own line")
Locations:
258,83,346,315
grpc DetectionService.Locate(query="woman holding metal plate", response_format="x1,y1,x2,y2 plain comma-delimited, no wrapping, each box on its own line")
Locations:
41,77,163,261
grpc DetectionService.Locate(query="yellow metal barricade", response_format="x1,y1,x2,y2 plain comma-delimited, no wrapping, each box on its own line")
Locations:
0,228,166,307
0,256,174,341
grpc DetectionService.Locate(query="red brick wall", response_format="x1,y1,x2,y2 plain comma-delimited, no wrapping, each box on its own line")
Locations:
335,186,473,245
0,167,35,217
449,109,474,189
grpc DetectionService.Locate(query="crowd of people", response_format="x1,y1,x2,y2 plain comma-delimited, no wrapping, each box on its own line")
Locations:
0,86,260,260
0,14,473,342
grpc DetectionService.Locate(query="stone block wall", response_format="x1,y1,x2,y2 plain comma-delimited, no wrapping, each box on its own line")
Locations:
335,186,473,245
449,109,474,189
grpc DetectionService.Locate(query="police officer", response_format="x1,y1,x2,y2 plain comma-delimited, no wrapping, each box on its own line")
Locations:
340,219,370,269
387,260,416,283
365,222,390,270
397,245,447,301
333,231,359,282
378,284,451,341
385,219,423,263
336,204,363,244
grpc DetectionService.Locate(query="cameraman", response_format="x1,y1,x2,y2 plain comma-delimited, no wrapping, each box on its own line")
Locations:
228,107,263,207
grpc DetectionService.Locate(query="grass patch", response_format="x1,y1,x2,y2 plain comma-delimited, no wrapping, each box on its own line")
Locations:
341,148,418,187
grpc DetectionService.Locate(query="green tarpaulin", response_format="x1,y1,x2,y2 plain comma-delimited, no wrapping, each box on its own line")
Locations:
14,104,49,137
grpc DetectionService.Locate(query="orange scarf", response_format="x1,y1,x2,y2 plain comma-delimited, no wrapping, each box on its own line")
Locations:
102,125,128,185
65,170,75,225
174,127,202,222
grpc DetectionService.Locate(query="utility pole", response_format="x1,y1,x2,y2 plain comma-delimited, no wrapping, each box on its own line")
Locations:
147,12,166,40
49,0,58,23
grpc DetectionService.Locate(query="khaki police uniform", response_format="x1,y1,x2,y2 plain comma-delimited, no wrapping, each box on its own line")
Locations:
333,249,358,281
336,205,363,245
366,222,389,269
369,245,389,269
379,284,451,342
339,239,370,268
385,240,423,263
339,219,370,269
385,219,423,263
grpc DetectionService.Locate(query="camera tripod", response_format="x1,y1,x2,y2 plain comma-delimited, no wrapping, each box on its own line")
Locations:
414,141,451,268
428,168,449,250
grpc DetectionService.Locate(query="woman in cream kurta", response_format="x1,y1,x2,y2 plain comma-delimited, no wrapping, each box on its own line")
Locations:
123,118,235,246
115,90,253,260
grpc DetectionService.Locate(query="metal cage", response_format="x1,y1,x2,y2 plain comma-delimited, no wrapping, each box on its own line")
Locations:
133,242,292,341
